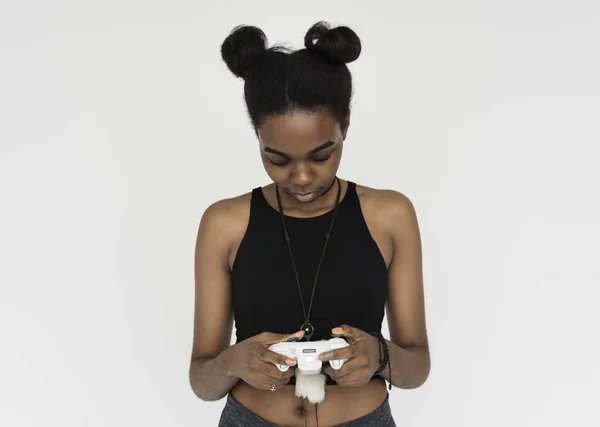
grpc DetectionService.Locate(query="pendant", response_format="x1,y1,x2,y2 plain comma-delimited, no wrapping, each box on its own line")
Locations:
300,323,314,340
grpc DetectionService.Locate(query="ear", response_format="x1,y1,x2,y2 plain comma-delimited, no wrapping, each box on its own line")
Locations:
341,117,350,140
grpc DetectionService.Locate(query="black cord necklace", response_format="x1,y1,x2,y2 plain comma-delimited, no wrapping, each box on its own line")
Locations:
275,176,342,341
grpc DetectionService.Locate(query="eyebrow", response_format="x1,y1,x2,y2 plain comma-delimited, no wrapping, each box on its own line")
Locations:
263,140,336,157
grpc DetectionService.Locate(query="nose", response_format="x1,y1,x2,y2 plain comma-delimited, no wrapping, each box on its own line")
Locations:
290,162,313,187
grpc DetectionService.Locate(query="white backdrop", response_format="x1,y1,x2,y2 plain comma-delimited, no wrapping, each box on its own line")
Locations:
1,1,599,426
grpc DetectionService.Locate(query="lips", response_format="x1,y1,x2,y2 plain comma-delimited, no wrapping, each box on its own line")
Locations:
290,188,318,195
289,190,318,202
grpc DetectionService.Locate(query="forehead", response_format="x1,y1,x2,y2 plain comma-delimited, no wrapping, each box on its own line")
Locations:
257,110,340,154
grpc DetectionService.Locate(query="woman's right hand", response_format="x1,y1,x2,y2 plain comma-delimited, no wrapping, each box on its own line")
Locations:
227,330,305,391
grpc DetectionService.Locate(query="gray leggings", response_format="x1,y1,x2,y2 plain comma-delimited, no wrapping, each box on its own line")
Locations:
218,392,396,427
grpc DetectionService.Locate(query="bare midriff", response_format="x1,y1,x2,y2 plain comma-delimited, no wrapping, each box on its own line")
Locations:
230,377,388,427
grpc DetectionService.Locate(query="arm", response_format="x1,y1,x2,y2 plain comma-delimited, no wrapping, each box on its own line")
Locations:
378,191,430,389
189,348,239,401
188,199,241,401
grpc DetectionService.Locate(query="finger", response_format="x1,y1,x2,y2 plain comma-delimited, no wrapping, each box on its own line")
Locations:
261,330,305,345
331,324,363,344
324,357,362,379
263,365,297,383
263,361,297,381
247,359,295,386
256,346,298,369
318,345,355,362
322,364,335,378
278,330,305,343
254,373,291,390
322,364,363,388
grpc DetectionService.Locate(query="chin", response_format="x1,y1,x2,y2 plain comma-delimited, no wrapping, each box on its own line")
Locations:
285,188,324,204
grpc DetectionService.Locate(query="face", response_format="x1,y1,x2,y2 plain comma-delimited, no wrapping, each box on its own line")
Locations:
257,110,349,204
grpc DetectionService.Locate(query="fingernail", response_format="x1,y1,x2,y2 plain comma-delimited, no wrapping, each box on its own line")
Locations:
319,352,330,361
332,327,342,334
286,359,296,365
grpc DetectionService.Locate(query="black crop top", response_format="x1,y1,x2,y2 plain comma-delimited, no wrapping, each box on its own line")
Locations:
230,181,388,386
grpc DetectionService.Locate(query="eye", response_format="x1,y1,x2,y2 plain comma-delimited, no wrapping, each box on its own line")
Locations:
311,155,331,163
269,158,291,167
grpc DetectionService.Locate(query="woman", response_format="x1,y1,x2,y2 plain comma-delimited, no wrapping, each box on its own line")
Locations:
189,21,430,426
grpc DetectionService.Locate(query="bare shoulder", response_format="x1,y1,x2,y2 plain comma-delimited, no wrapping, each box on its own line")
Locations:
201,191,252,229
354,183,418,228
198,191,253,266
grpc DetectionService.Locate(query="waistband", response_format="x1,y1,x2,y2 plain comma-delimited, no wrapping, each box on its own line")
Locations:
219,392,394,427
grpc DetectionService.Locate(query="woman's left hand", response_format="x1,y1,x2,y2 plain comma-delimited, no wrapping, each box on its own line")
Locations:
318,324,381,387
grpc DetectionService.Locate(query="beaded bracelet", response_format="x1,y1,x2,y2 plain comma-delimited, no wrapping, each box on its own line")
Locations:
369,332,392,390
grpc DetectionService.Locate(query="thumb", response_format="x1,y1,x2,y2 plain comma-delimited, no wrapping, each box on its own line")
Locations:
332,324,361,343
262,330,305,345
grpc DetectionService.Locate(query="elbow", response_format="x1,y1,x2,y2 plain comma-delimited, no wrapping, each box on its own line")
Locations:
392,368,430,390
410,349,431,389
392,347,431,390
414,351,431,388
189,375,227,402
413,363,431,389
188,360,227,402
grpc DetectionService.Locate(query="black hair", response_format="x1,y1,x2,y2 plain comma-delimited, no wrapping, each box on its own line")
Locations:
220,21,362,134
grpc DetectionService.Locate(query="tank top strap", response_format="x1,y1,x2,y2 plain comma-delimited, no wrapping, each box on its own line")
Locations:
250,186,264,208
248,186,274,222
343,181,360,208
340,180,372,226
346,181,357,197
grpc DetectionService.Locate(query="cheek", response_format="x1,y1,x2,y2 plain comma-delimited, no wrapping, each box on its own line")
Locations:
261,162,285,183
264,170,279,183
322,153,342,174
330,153,343,168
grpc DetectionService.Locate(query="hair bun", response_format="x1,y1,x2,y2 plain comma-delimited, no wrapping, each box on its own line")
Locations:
304,21,361,64
221,25,268,79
